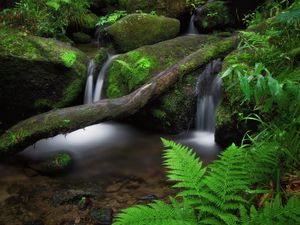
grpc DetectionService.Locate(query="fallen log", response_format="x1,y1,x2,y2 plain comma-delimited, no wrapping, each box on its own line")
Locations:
0,36,238,155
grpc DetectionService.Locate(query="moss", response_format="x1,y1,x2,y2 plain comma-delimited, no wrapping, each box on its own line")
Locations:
106,35,218,99
144,71,198,132
0,27,40,60
106,13,180,52
0,27,88,130
61,51,77,67
216,105,233,127
95,48,108,65
107,51,158,98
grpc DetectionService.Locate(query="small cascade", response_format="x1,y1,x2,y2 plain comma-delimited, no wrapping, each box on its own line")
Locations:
84,59,96,104
93,54,118,102
95,27,102,45
195,59,222,132
187,14,200,35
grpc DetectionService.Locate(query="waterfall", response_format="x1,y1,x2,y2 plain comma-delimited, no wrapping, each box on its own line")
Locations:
195,59,222,132
93,54,118,102
84,59,96,104
187,14,200,35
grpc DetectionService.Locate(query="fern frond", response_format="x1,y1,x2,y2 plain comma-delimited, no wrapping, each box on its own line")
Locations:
196,144,250,225
113,198,198,225
242,196,300,225
161,138,207,198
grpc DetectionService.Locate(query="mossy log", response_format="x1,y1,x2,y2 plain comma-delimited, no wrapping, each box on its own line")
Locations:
0,36,238,156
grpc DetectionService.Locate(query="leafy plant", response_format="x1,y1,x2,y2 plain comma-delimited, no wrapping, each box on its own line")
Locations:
115,56,152,92
114,138,299,225
0,0,91,36
96,10,127,26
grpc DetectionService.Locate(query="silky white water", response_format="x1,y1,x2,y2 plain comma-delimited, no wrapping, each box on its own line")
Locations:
93,54,118,102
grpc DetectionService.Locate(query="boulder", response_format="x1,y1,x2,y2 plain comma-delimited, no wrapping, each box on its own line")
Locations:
0,27,88,131
194,1,235,32
71,32,92,44
105,13,180,52
105,34,236,132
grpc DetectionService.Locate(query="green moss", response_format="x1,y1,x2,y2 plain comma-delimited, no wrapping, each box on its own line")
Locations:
107,51,158,98
95,48,108,65
0,27,40,59
53,153,72,168
54,78,84,108
216,105,233,127
61,51,77,67
148,72,197,131
106,35,218,99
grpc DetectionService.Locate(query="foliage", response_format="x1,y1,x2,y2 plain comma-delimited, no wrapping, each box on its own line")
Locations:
115,57,152,92
96,10,128,26
243,0,291,27
275,0,300,25
114,138,300,225
0,0,91,36
185,0,205,9
240,195,300,225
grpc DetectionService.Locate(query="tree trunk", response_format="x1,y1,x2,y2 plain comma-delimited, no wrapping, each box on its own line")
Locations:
0,36,238,156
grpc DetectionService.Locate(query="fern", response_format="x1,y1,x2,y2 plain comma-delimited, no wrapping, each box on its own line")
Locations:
162,138,206,198
113,139,299,225
196,144,250,225
114,198,198,225
240,196,300,225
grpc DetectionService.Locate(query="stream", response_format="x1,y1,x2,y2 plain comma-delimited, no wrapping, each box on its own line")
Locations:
0,15,222,225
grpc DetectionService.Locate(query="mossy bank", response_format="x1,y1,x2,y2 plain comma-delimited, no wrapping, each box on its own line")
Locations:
0,27,88,131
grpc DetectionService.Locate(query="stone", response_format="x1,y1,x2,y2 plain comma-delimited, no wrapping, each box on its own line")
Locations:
0,27,88,130
105,13,180,52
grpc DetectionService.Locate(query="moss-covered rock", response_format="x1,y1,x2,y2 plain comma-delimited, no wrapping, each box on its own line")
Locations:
28,153,73,174
106,35,218,98
194,1,235,32
105,34,237,132
105,13,180,52
71,32,92,44
0,27,88,131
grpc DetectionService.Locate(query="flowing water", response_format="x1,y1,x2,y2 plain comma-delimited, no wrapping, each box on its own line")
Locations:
84,59,96,104
187,14,200,35
93,54,118,102
178,59,222,156
0,39,224,224
195,59,222,132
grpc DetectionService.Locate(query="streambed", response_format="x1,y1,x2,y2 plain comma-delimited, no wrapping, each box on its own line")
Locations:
0,122,220,225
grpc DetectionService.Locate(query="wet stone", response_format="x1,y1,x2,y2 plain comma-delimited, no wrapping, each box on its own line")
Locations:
90,208,113,225
28,152,73,175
